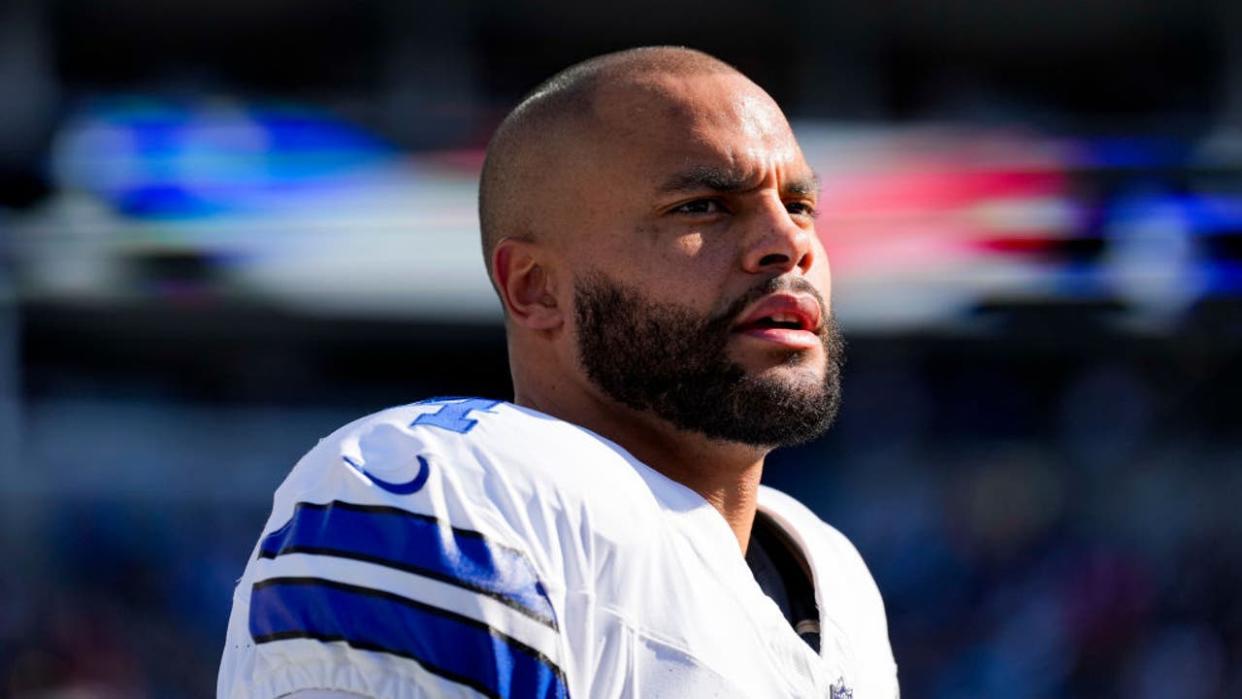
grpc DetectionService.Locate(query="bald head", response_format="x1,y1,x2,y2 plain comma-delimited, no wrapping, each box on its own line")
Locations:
478,47,744,279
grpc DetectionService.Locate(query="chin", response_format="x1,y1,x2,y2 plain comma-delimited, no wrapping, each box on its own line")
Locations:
737,347,824,377
742,361,824,393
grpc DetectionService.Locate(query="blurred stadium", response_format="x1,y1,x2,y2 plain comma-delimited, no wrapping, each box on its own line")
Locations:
2,1,1240,697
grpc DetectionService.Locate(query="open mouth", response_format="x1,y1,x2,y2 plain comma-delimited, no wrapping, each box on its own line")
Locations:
745,314,809,331
732,294,823,349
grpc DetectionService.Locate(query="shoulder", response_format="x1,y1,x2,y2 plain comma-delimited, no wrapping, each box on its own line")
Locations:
222,398,655,698
267,398,658,535
288,398,652,500
264,397,671,575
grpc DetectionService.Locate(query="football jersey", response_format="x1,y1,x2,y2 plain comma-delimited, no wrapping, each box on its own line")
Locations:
218,398,898,698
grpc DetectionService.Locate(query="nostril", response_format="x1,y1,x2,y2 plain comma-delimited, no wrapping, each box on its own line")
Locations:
758,253,789,267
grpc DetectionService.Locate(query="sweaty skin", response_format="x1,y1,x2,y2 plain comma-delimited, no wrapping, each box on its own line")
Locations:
491,53,833,553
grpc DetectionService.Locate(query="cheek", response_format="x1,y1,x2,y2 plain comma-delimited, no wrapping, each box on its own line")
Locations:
809,240,833,303
628,226,722,280
663,234,739,302
815,264,832,308
667,227,741,273
673,232,705,258
618,223,737,310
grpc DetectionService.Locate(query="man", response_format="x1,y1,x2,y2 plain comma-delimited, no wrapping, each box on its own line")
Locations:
219,46,898,698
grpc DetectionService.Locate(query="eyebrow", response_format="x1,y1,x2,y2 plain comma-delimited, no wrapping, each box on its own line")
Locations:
657,165,820,197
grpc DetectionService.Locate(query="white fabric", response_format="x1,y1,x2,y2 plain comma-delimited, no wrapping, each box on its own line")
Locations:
219,399,899,698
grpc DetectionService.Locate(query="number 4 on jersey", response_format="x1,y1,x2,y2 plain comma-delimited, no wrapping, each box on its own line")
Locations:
410,398,501,434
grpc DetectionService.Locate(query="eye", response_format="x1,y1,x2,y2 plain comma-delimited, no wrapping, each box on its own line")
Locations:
785,200,818,218
672,199,727,215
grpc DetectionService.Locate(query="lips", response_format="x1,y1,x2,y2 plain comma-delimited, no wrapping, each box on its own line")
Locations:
731,293,823,349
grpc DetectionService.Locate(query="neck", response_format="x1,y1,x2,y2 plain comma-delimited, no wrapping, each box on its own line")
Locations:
515,376,768,554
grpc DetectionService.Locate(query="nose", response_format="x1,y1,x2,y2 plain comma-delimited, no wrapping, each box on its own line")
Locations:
740,199,816,275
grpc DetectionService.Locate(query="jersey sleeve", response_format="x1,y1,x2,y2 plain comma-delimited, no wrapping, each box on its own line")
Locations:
218,400,571,699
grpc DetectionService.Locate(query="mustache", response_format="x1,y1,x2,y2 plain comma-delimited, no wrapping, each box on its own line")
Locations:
709,275,829,331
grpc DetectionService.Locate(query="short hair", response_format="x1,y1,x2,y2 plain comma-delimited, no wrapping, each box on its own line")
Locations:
477,47,740,279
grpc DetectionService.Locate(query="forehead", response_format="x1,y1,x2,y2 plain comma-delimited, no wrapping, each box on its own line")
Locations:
589,72,809,182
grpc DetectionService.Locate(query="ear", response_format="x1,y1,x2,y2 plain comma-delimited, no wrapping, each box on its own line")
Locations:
492,237,564,331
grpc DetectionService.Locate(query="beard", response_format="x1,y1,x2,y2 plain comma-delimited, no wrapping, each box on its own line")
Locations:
572,271,845,448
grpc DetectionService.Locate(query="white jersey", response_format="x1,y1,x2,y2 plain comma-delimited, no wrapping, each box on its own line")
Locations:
219,398,898,699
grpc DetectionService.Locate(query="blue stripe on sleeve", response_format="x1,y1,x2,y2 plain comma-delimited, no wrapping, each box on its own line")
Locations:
258,501,556,628
250,577,568,699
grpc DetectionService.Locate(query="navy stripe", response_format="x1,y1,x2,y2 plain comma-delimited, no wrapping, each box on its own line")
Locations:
258,501,556,628
250,577,568,699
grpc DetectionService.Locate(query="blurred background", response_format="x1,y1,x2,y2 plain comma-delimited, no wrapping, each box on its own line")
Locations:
2,0,1241,697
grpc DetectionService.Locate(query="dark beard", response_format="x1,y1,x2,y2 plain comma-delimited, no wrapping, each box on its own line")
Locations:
572,272,845,448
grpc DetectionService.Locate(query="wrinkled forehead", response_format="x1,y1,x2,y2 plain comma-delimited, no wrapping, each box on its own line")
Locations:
588,72,807,180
